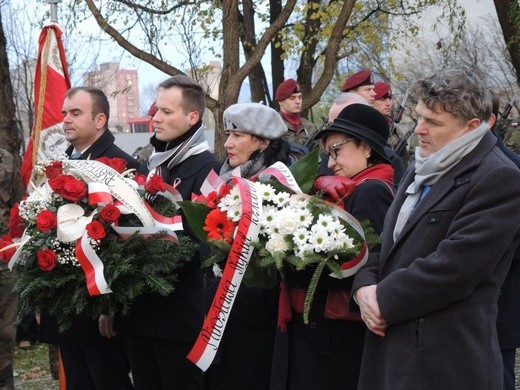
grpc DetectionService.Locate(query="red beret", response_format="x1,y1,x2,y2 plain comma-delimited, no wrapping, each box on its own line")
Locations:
374,82,392,100
276,79,300,101
147,101,158,117
341,70,373,92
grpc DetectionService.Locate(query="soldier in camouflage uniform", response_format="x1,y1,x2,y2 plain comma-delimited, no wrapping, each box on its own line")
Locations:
275,79,318,160
0,148,24,390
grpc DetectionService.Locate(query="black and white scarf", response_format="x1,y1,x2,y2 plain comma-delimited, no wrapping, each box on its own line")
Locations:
147,124,210,173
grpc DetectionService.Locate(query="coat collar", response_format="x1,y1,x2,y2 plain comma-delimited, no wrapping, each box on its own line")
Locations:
383,131,497,256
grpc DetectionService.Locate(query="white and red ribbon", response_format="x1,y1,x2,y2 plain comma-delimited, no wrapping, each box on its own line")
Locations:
187,177,262,371
188,162,369,370
88,182,113,205
75,233,112,296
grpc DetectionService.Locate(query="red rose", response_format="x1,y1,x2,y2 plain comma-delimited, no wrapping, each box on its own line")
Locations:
0,235,16,263
144,175,166,195
96,157,127,174
8,204,25,238
35,210,57,232
99,204,120,224
37,249,57,271
86,221,106,240
49,174,75,192
133,173,147,186
60,177,87,202
45,161,63,180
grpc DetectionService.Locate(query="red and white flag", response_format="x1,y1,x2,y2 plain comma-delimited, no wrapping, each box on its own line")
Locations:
20,23,71,188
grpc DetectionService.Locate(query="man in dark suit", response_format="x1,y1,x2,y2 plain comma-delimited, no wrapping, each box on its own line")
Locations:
489,93,520,390
352,66,520,389
39,86,137,390
114,75,220,390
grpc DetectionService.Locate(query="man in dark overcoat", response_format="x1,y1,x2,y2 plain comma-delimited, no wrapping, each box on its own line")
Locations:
352,66,520,390
114,75,220,390
39,86,138,389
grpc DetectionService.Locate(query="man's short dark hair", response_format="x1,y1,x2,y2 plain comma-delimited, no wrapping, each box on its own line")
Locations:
65,86,110,126
158,75,206,116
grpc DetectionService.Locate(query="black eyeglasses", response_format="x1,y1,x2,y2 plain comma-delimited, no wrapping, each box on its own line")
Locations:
326,138,355,160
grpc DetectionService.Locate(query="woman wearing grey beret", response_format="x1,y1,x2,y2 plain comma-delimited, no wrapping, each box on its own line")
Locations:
203,103,291,390
219,102,290,179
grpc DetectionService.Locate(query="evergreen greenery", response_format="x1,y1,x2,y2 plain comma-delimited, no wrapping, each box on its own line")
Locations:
15,233,197,332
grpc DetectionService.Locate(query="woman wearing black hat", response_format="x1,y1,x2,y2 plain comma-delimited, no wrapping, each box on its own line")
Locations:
273,103,395,390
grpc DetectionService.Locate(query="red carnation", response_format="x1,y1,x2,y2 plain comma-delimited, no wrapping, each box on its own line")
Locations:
99,204,121,224
218,183,232,198
96,157,127,174
133,173,147,186
60,177,87,202
86,221,106,240
35,210,57,232
8,204,25,238
37,249,57,271
0,235,16,263
45,161,63,180
205,191,220,209
204,209,236,244
145,175,166,195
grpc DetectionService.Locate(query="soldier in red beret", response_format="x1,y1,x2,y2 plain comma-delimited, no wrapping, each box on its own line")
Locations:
372,82,403,151
341,70,376,104
373,82,393,116
276,79,318,158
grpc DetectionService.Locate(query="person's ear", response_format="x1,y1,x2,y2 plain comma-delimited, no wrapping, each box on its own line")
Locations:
95,113,107,130
467,118,482,131
188,111,200,126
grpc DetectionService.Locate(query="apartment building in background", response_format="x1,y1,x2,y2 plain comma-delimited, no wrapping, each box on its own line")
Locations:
83,62,140,132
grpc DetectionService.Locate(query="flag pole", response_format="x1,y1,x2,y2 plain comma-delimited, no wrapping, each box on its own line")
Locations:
40,5,67,389
43,0,62,23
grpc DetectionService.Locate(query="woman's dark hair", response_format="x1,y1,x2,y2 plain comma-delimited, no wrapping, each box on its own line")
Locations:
249,138,291,166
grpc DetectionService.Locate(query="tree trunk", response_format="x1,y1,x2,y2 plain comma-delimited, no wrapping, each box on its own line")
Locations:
494,0,520,86
0,10,21,162
270,0,285,110
242,0,269,104
297,0,322,119
217,0,242,161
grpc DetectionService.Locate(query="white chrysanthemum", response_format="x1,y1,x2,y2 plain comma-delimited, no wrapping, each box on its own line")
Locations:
292,227,310,247
308,227,330,253
260,206,278,234
254,182,276,202
271,191,291,207
292,207,313,228
265,233,288,255
227,206,242,222
291,198,309,210
315,214,342,232
218,186,241,211
337,233,355,249
273,208,302,235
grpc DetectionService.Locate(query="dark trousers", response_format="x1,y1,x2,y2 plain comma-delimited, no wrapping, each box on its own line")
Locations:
501,348,516,390
0,269,16,390
125,334,202,390
59,339,133,390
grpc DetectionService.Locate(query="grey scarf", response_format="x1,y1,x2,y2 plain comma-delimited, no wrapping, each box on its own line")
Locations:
219,152,267,181
393,123,489,241
147,125,210,172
